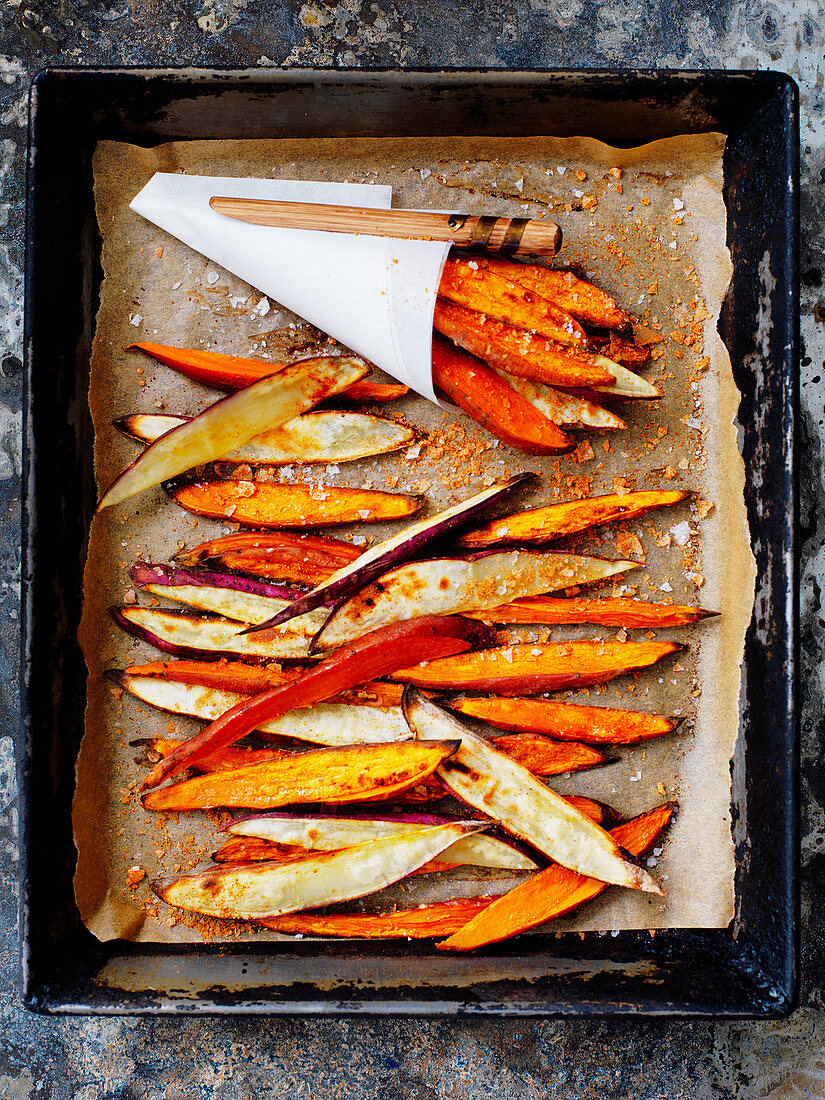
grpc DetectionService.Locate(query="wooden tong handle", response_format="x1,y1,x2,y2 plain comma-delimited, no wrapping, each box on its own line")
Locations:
209,197,562,257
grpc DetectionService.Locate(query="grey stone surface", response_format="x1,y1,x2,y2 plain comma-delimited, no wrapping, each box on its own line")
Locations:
1,1,823,1095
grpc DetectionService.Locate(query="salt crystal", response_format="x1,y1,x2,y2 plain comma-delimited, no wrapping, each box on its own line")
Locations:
358,510,371,519
515,178,524,192
171,281,182,291
352,535,367,545
557,166,567,175
659,581,674,592
206,269,219,285
405,444,422,460
673,198,684,211
671,520,691,546
685,416,702,429
669,240,678,249
419,168,431,180
128,313,143,326
253,297,271,317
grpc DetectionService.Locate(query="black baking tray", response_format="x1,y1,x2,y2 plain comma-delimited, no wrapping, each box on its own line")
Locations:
20,68,799,1016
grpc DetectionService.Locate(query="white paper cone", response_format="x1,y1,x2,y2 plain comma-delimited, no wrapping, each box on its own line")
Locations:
130,173,451,405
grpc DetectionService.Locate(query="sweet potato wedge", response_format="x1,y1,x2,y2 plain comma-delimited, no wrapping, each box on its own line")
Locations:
227,812,537,870
433,300,658,399
99,356,369,511
152,822,483,919
457,488,690,548
433,299,612,387
116,671,412,746
449,696,682,745
438,802,675,950
471,257,628,331
167,478,423,528
130,564,327,628
142,739,462,811
249,474,535,633
403,690,661,894
128,343,409,401
212,837,460,875
260,897,497,938
141,615,493,787
125,658,405,706
491,369,626,431
438,257,588,348
116,410,415,466
391,639,683,694
174,530,360,586
465,595,716,627
432,337,574,454
112,606,318,661
313,550,639,650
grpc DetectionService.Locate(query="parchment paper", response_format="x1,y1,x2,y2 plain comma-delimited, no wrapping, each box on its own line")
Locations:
74,134,754,943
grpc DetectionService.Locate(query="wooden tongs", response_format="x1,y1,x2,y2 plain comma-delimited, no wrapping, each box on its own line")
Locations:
209,196,562,257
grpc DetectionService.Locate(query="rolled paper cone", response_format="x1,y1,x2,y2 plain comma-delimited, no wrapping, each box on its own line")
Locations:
130,174,453,405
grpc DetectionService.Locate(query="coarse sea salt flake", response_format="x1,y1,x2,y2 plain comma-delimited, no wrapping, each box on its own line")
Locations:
171,281,182,291
670,522,691,546
129,313,143,326
358,510,371,519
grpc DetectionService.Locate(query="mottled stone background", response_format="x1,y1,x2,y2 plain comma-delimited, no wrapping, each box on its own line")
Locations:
1,2,823,1096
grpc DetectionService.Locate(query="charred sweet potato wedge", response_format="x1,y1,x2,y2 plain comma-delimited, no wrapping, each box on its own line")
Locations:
260,897,496,938
392,639,683,695
465,595,716,627
449,696,682,745
142,739,462,811
457,488,690,548
432,337,574,455
438,257,588,348
471,257,629,331
438,802,676,950
167,478,423,528
128,342,409,401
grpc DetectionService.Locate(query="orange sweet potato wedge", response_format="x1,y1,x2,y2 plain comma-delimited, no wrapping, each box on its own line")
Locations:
125,658,405,708
142,739,461,812
465,595,717,627
471,257,628,331
433,299,612,387
377,735,609,803
457,488,690,548
438,258,588,348
449,696,682,745
167,478,423,528
174,530,361,585
260,897,496,938
438,802,675,950
128,343,408,402
391,640,683,695
432,337,573,455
